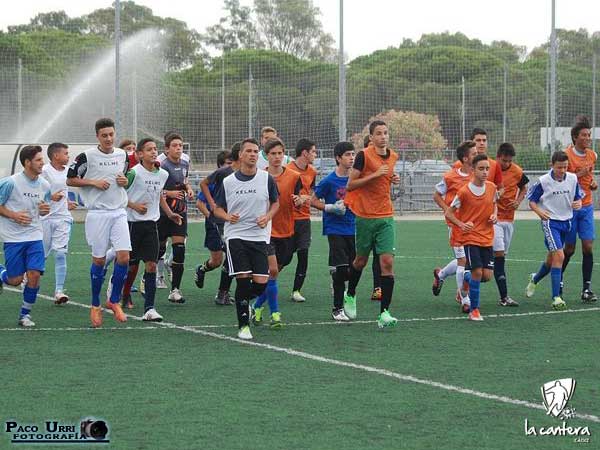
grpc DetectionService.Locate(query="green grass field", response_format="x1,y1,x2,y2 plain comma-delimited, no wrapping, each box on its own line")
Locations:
1,220,599,449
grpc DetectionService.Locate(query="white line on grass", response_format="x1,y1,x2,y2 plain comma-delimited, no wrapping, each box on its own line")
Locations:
6,287,600,424
0,326,159,332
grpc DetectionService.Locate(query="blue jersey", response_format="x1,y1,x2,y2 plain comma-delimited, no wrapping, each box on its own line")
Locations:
196,183,215,211
314,171,355,236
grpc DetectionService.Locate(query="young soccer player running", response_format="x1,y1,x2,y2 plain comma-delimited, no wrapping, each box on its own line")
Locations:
213,138,279,340
345,120,401,328
561,116,597,302
313,141,356,321
526,151,583,310
287,138,318,302
494,143,529,307
41,143,77,304
251,138,302,327
432,141,477,312
0,146,51,327
453,128,503,188
124,138,182,321
445,154,498,321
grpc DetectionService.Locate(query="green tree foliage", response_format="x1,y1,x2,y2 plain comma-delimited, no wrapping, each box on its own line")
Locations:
204,0,261,52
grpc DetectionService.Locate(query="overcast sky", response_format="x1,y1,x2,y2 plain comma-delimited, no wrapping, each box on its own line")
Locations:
2,0,599,60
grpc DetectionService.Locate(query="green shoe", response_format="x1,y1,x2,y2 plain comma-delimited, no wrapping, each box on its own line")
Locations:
343,293,356,319
377,309,398,328
252,306,264,325
270,312,283,329
552,296,567,310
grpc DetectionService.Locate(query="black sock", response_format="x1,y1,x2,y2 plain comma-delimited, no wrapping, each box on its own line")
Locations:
218,263,232,292
583,253,593,291
171,243,185,289
380,275,394,312
347,263,363,297
494,256,508,299
332,266,347,310
293,249,309,291
235,278,251,328
562,252,572,274
372,252,381,290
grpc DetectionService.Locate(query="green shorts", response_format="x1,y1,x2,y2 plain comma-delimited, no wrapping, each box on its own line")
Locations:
355,216,396,257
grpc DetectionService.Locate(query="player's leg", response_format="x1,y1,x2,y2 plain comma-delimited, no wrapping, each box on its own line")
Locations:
14,241,45,327
121,222,139,310
141,221,162,322
464,246,484,321
252,249,278,325
104,211,131,323
214,223,233,305
291,219,311,302
328,235,350,321
168,215,188,303
494,222,517,306
85,210,112,327
579,205,596,302
561,208,579,283
527,220,555,298
371,251,382,301
195,221,224,289
156,216,170,289
373,217,397,327
52,219,71,304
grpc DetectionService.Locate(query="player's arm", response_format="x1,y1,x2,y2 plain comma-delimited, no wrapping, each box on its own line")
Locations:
257,175,280,228
200,172,218,210
512,173,530,208
160,194,183,225
433,178,448,212
527,181,551,220
212,184,239,224
346,151,387,191
445,194,473,232
196,198,211,218
572,183,583,210
66,153,109,190
0,178,31,224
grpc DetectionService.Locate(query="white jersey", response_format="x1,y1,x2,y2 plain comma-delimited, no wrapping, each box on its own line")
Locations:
527,170,583,221
0,172,51,242
126,164,169,222
41,163,71,221
68,146,128,211
158,152,190,164
257,150,293,170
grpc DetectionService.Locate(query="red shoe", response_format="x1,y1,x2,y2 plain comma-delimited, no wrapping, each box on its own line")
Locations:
432,268,444,296
105,301,128,323
468,308,483,321
90,306,103,328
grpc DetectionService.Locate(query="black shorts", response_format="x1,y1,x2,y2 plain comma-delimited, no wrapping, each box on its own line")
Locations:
225,239,269,277
293,219,312,251
267,237,294,268
129,221,160,263
204,220,225,252
464,245,494,270
158,213,188,241
327,235,356,268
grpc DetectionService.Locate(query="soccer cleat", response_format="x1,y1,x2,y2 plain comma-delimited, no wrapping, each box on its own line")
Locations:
343,293,357,319
270,312,283,329
525,273,537,298
54,291,69,305
237,325,253,340
194,264,206,289
90,306,103,328
156,275,168,289
432,268,444,296
461,296,471,314
332,308,350,322
291,290,306,302
552,296,567,310
139,277,145,295
377,309,398,328
468,308,484,321
105,301,128,322
168,288,185,304
18,314,35,327
252,306,264,325
142,308,163,322
371,287,382,301
122,294,134,310
214,290,233,305
498,296,519,307
581,289,598,303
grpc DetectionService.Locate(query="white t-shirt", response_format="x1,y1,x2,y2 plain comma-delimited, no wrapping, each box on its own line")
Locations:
41,163,71,221
126,164,169,222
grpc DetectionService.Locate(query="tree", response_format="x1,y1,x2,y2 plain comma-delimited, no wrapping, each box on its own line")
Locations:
204,0,260,52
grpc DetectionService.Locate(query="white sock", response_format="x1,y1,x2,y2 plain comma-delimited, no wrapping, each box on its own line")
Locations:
456,265,465,290
439,259,458,280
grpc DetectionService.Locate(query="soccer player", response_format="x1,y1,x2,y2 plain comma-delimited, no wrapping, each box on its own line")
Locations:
562,116,597,302
313,141,355,321
67,118,130,327
157,132,194,304
453,128,503,189
525,151,583,310
257,126,292,170
120,139,138,169
345,120,401,327
124,138,182,321
432,141,477,313
251,138,302,328
494,143,529,307
41,143,77,305
287,138,318,302
197,144,241,305
364,134,383,302
213,138,279,340
0,145,51,327
445,154,498,321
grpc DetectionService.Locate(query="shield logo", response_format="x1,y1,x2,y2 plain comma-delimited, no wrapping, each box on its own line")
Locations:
541,378,576,418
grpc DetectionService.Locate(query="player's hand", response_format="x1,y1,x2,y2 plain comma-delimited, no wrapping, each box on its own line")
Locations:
572,200,582,210
537,209,552,221
166,190,185,200
391,173,400,185
324,201,346,216
116,173,128,187
38,202,51,216
132,202,148,214
168,212,183,225
51,191,65,202
227,213,240,224
12,210,32,225
68,200,78,210
576,167,591,177
488,214,497,224
508,199,520,209
186,188,194,199
590,180,598,191
292,194,303,207
460,221,474,232
375,164,389,177
94,179,110,190
256,214,270,228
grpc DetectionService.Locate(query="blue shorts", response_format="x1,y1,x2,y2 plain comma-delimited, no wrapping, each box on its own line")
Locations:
542,219,571,252
566,204,595,243
3,241,45,278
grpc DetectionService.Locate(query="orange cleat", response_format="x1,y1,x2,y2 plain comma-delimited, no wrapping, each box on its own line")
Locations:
90,306,103,328
468,308,483,321
105,301,128,323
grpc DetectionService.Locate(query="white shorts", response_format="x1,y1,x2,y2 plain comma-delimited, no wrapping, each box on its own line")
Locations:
85,209,131,258
42,217,72,256
448,226,465,259
493,221,514,253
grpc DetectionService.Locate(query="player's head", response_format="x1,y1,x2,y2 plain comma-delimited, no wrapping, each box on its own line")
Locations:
551,150,569,178
119,139,136,152
47,142,69,165
496,142,516,170
165,132,183,159
363,134,371,148
240,138,260,167
136,138,158,165
571,115,591,148
217,150,233,168
334,141,355,168
265,138,285,168
230,142,242,162
456,140,476,167
470,128,488,155
295,138,317,163
472,154,490,182
369,120,388,149
20,145,44,175
260,126,278,147
95,118,115,151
